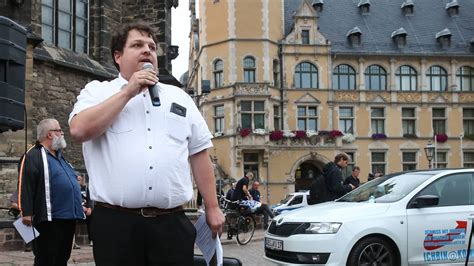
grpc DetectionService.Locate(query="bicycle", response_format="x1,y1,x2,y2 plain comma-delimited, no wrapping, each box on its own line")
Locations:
219,196,256,245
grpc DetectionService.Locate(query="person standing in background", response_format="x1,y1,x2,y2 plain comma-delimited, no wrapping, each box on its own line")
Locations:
68,21,224,265
19,118,84,266
343,166,361,188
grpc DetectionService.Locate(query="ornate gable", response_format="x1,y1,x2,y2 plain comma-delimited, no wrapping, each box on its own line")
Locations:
295,93,321,104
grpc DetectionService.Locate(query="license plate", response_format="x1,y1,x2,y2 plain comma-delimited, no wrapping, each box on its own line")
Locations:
265,237,283,251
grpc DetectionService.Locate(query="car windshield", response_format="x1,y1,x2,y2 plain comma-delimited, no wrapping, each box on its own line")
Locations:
337,172,437,203
281,194,294,204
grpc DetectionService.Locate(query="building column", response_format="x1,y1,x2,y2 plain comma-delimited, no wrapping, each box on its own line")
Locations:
389,58,396,90
450,59,458,91
358,58,365,90
420,58,427,91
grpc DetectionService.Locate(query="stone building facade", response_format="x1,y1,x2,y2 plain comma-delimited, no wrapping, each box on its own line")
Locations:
187,0,474,205
0,0,180,249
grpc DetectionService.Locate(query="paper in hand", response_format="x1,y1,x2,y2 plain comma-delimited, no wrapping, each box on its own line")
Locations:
194,214,223,266
13,218,40,244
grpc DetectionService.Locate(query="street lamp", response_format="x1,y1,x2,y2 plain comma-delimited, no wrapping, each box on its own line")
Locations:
424,140,435,169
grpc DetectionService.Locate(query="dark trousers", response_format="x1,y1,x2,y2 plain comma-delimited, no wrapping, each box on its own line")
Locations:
32,219,76,266
91,205,196,266
255,203,274,227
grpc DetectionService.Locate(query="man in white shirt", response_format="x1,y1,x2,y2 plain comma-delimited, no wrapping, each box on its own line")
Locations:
69,21,224,265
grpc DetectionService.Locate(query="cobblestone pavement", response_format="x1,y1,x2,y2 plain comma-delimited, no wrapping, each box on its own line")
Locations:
0,229,269,265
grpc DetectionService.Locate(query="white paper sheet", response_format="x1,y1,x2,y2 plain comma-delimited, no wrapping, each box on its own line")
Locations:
13,218,40,244
194,214,223,266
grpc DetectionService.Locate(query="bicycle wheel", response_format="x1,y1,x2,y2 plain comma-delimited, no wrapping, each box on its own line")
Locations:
236,215,255,245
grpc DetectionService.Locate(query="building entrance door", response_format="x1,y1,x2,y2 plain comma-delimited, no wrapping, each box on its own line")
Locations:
294,161,322,192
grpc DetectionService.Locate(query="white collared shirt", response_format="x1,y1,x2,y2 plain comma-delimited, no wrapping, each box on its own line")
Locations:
69,75,213,208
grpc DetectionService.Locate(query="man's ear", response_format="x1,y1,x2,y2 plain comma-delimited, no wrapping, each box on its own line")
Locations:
114,51,122,66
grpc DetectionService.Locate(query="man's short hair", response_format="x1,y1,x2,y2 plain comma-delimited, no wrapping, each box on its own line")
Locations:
334,153,349,163
352,166,360,171
110,21,158,71
36,118,57,141
245,172,254,179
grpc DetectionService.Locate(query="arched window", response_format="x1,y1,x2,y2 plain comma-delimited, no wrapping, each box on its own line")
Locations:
396,65,417,91
364,65,387,91
456,66,474,91
332,64,356,90
427,65,447,91
213,59,223,88
243,56,256,83
294,62,318,89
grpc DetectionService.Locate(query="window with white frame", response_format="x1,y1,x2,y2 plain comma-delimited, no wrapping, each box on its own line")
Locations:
464,152,474,168
371,107,385,134
243,56,256,83
243,153,259,181
333,64,356,90
365,65,387,91
432,108,446,134
427,65,447,91
213,59,223,88
402,108,416,136
463,108,474,136
371,152,386,175
41,0,89,53
297,106,318,131
396,65,417,91
294,62,319,89
456,66,474,92
214,105,224,133
273,105,281,131
402,151,417,171
435,151,447,168
241,101,265,130
339,107,354,134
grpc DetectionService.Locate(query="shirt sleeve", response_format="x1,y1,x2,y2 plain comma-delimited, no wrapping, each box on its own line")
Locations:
68,80,103,125
186,97,213,156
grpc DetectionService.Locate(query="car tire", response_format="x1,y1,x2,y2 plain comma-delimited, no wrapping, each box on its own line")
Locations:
347,236,398,266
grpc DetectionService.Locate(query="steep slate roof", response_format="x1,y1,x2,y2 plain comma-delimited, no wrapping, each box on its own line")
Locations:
284,0,474,56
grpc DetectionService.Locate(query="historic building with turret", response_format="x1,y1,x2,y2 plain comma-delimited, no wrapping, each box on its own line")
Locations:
186,0,474,204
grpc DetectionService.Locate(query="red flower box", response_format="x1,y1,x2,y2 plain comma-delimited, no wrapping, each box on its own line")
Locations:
435,133,448,143
239,128,251,137
293,130,307,139
270,130,284,141
329,130,343,137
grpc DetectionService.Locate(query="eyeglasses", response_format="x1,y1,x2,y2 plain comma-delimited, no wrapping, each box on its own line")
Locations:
49,129,63,133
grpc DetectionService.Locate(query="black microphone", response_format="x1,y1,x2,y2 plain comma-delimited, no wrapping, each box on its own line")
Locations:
143,62,161,106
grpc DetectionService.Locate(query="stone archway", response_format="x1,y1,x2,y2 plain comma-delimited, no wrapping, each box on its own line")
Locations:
290,152,330,192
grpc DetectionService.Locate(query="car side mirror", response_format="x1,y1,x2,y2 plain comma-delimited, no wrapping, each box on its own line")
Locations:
408,195,439,208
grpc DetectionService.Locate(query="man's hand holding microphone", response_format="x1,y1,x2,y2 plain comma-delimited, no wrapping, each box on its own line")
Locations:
122,62,159,101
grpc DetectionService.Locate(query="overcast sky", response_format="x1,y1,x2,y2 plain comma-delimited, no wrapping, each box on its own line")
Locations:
171,2,192,80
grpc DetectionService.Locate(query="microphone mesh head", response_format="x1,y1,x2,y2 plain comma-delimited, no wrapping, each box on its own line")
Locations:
143,62,154,70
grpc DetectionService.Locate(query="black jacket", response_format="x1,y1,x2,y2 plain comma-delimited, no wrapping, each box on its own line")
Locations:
322,162,352,201
343,175,360,188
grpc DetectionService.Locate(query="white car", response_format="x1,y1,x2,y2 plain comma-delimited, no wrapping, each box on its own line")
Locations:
271,191,310,216
264,169,474,265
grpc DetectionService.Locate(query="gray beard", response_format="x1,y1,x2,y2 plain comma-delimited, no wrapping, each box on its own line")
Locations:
51,135,67,150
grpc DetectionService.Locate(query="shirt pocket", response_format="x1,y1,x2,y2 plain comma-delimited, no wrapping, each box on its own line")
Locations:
166,113,189,144
107,108,133,134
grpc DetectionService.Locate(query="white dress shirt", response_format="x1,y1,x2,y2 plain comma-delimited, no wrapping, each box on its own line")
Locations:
69,75,213,208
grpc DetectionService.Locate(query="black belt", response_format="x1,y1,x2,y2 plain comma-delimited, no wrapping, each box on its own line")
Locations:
95,202,183,217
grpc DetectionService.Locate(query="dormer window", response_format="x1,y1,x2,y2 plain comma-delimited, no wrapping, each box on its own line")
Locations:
391,28,407,48
446,0,459,16
358,0,370,14
347,27,362,47
301,29,310,44
470,38,474,53
401,0,414,15
312,0,323,12
436,29,452,49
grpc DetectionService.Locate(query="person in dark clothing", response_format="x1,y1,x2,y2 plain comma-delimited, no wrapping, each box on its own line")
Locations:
248,181,274,228
343,166,361,188
19,118,84,266
322,153,354,201
231,172,253,201
225,182,236,201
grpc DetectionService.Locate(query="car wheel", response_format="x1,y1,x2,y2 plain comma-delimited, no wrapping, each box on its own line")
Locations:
347,236,398,266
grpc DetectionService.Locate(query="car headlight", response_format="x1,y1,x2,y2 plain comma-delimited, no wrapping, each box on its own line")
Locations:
304,222,342,234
